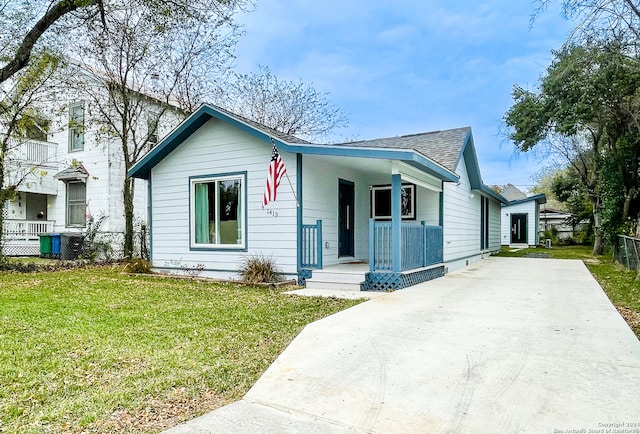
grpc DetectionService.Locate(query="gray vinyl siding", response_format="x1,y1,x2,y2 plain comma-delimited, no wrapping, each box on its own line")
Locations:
150,118,298,278
489,198,501,250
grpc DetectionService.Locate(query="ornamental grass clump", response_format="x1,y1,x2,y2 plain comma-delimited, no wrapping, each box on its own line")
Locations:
238,255,284,285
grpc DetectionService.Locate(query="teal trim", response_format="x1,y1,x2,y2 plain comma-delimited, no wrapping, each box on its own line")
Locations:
504,194,547,206
296,153,303,272
188,171,248,252
128,104,459,182
148,177,153,260
391,174,402,272
455,131,509,205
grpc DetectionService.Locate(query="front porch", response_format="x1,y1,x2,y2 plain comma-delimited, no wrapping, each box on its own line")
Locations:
299,217,445,292
2,219,54,256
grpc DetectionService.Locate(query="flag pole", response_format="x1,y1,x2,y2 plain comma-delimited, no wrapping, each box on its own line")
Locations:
271,137,299,207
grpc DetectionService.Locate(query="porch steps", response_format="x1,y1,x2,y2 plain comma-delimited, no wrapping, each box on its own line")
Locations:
305,268,367,291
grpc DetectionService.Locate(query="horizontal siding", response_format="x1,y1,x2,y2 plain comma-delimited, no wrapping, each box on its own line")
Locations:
442,156,481,262
501,201,537,245
489,199,501,249
302,156,371,266
150,118,298,277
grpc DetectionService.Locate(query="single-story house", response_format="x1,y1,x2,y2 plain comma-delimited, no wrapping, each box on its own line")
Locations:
129,104,507,291
501,193,547,247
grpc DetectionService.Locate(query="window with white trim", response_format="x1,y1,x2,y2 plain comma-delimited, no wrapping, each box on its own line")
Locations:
68,102,85,152
191,174,245,248
66,181,86,227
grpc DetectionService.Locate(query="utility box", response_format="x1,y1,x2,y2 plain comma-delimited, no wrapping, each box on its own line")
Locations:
60,233,84,260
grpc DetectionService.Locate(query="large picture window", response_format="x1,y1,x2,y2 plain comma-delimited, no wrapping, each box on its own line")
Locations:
191,174,245,248
66,181,86,227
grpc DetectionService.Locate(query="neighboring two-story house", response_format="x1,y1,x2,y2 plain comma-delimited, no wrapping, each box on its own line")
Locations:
2,63,184,257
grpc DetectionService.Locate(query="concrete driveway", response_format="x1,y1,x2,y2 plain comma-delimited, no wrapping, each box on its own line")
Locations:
166,257,640,433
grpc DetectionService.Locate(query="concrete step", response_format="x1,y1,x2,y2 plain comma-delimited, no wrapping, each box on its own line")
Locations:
308,271,365,284
305,280,363,291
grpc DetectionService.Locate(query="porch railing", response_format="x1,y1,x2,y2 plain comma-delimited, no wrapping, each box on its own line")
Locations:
369,220,443,272
2,219,54,241
301,219,323,269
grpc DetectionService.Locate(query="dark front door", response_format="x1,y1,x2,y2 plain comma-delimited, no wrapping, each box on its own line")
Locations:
511,213,528,244
338,179,355,257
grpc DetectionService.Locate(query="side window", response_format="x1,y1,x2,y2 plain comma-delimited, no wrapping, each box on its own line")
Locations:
146,111,159,151
191,174,245,249
68,102,85,152
66,181,86,227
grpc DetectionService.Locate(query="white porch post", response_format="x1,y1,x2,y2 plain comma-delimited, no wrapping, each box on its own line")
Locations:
392,174,402,272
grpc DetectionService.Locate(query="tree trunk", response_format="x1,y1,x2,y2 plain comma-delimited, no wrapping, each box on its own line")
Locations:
123,176,134,258
591,195,604,255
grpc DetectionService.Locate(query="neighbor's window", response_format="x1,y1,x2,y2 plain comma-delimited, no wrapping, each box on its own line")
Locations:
146,111,159,150
191,174,245,248
66,181,86,227
68,101,85,152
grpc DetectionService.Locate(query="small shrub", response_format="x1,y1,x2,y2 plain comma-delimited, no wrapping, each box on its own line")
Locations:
238,255,284,285
124,258,152,274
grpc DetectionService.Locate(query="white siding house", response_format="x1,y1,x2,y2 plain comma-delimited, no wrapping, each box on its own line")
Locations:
501,194,547,247
129,104,507,290
2,65,184,257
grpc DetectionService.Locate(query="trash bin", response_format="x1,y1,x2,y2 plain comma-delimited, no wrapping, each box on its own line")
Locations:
60,233,84,260
39,234,52,258
50,233,61,259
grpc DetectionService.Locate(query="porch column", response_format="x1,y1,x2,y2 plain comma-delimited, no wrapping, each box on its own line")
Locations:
392,174,402,272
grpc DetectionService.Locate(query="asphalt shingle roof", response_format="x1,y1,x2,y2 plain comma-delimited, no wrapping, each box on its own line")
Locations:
329,127,471,172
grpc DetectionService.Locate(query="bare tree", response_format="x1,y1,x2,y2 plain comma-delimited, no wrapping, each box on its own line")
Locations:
66,0,243,257
214,65,349,142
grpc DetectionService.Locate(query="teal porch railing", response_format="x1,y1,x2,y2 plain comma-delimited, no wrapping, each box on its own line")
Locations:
301,220,323,269
369,220,443,272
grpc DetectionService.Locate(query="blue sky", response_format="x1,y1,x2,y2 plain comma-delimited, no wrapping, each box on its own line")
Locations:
233,1,574,191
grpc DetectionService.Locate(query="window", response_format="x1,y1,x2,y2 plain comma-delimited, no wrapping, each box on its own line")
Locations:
480,196,489,250
370,183,415,220
191,174,245,248
68,102,85,151
66,181,86,227
146,111,159,149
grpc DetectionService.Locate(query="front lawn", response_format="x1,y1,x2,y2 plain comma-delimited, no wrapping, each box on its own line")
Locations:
495,245,640,337
0,266,363,433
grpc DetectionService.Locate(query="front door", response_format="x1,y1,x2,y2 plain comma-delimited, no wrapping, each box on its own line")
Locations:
338,179,355,257
511,213,528,244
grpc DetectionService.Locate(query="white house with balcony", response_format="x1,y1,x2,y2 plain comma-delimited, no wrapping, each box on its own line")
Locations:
2,64,184,257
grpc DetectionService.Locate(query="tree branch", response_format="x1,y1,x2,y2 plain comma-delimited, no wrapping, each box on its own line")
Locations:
0,0,101,84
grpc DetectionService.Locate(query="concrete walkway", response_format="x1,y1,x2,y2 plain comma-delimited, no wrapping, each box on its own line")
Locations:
165,257,640,433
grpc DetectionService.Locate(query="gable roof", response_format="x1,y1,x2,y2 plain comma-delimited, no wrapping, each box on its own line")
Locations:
504,193,547,206
128,103,504,204
501,183,528,201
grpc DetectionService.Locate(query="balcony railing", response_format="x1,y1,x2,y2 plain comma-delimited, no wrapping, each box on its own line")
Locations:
2,219,54,241
7,138,58,167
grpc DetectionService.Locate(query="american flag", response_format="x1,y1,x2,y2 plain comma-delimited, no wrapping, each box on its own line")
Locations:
263,144,287,207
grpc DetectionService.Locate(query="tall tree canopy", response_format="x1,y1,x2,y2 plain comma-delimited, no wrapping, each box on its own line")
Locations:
504,42,640,253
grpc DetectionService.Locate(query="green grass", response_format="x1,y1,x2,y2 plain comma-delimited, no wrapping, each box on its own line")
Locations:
0,266,363,433
496,245,640,337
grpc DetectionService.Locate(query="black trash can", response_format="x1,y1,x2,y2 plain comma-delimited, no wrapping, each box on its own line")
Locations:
60,233,84,260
